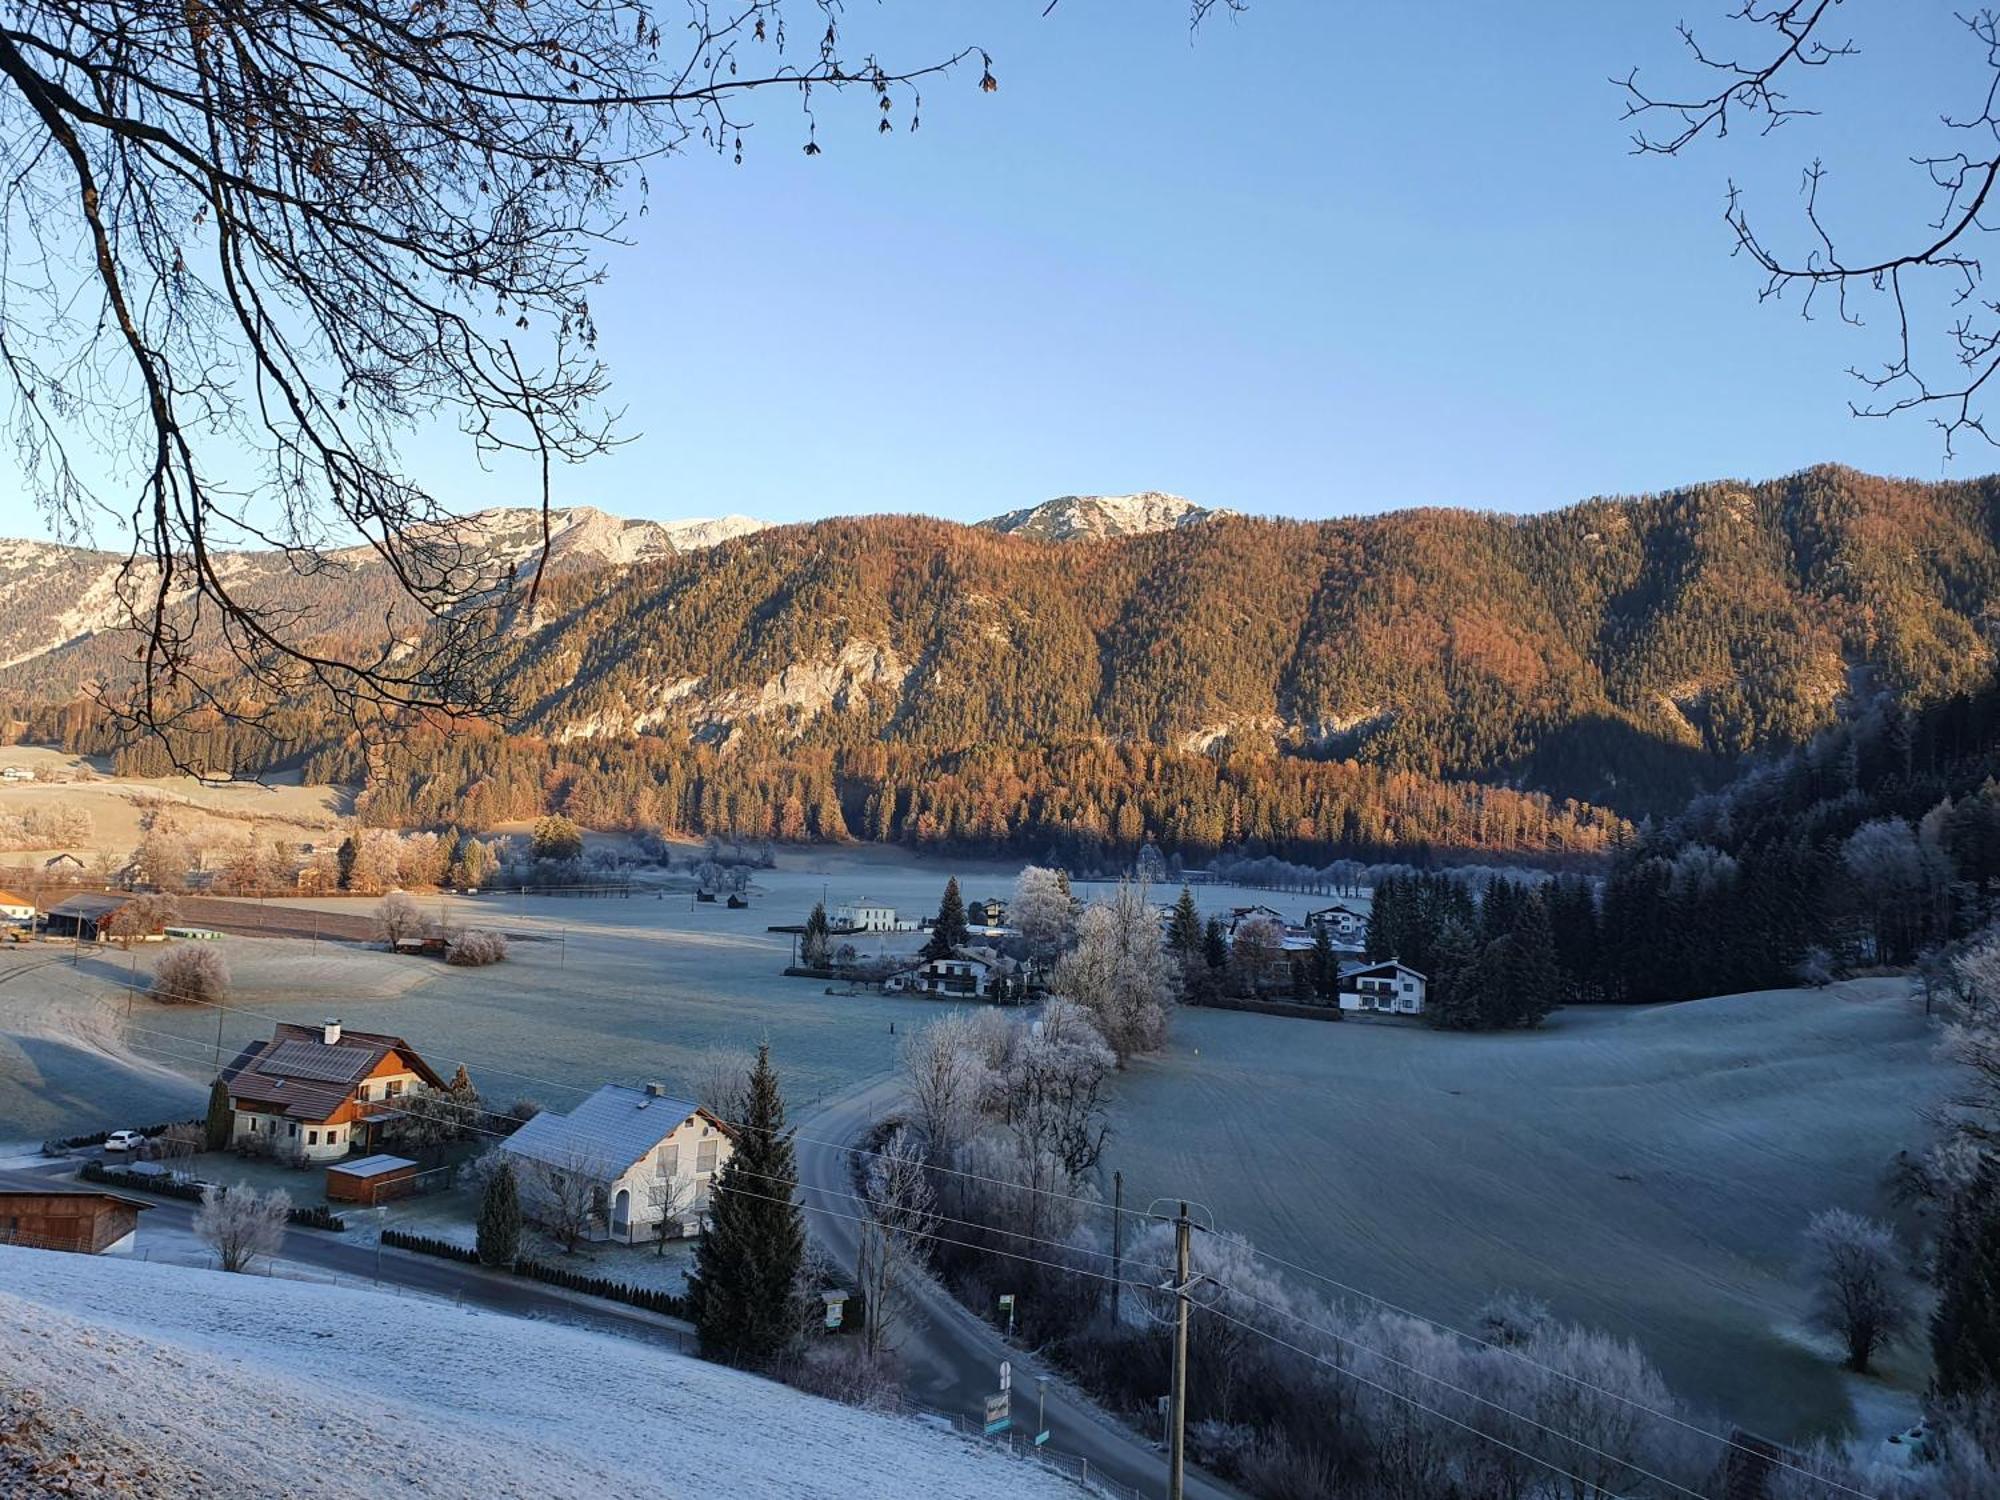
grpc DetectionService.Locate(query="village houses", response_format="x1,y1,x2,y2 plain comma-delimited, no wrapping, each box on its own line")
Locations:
884,946,1022,1002
1338,959,1428,1017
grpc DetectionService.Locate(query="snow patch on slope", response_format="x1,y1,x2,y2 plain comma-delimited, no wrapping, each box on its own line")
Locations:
980,492,1233,542
0,1244,1074,1500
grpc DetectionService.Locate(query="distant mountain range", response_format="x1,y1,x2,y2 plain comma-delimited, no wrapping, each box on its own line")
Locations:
6,466,2000,835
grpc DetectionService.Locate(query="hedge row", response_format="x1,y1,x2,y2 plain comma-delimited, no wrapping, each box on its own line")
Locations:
380,1227,689,1318
80,1161,346,1230
47,1118,200,1153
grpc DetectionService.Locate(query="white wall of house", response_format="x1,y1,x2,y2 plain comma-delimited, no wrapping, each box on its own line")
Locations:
230,1110,353,1162
834,903,896,932
1337,967,1426,1015
605,1115,732,1244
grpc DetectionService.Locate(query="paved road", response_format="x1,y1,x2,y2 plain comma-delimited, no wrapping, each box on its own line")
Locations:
795,1076,1240,1500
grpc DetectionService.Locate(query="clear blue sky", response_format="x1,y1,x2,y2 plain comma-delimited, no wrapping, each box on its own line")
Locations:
1,3,1986,541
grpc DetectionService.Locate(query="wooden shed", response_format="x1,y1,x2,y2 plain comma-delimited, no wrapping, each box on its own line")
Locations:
0,1181,151,1254
325,1154,420,1205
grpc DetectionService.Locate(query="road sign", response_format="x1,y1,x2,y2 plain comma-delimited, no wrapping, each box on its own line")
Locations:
1034,1431,1051,1447
999,1361,1012,1392
984,1392,1012,1435
998,1293,1014,1310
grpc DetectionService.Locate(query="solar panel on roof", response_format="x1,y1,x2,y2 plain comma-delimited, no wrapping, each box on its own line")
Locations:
260,1039,376,1083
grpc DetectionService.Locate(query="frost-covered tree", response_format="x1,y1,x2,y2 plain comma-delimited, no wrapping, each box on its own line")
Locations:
857,1127,938,1358
446,929,508,966
801,900,832,969
1011,865,1077,973
373,891,423,947
151,944,227,1006
1000,997,1115,1178
1228,915,1284,996
1800,1208,1914,1373
1050,881,1173,1059
522,1146,612,1255
899,1012,993,1168
195,1184,289,1273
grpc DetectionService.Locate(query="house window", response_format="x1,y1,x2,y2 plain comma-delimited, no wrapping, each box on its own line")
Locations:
385,1080,404,1099
308,1130,319,1146
657,1145,679,1177
697,1140,718,1173
289,1122,299,1137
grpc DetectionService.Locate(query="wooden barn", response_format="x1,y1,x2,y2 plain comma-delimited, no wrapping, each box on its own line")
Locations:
0,1177,152,1255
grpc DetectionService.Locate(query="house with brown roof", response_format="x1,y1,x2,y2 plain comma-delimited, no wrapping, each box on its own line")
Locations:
219,1018,447,1164
0,888,35,924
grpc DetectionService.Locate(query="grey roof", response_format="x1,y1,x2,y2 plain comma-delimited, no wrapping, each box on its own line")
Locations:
1339,958,1422,980
261,1039,377,1084
331,1154,418,1179
47,893,128,919
501,1085,703,1179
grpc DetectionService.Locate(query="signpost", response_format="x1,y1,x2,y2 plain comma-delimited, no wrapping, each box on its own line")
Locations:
1034,1374,1049,1447
983,1391,1011,1436
998,1291,1016,1337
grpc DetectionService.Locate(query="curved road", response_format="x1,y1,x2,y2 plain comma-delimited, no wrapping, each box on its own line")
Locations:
795,1076,1240,1500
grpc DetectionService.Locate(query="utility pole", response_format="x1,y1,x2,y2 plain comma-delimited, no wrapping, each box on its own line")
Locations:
1168,1201,1192,1500
1110,1170,1124,1324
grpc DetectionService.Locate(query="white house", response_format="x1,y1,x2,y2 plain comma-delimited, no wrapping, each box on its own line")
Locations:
833,899,897,933
1224,904,1287,937
500,1083,734,1245
0,889,35,925
884,947,1019,1001
1305,903,1366,942
1337,960,1427,1018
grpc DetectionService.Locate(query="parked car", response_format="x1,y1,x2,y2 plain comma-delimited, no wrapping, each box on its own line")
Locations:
103,1130,145,1153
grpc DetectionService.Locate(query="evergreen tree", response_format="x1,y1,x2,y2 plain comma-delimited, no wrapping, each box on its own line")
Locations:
446,1064,482,1138
688,1043,805,1367
1202,916,1230,971
921,877,969,960
801,900,832,968
1167,886,1204,971
477,1162,522,1269
1933,1166,2000,1400
1501,892,1561,1028
1309,923,1340,1003
336,835,357,891
205,1076,232,1152
1424,919,1482,1030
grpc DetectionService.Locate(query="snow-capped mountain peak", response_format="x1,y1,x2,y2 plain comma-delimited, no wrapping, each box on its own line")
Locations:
978,491,1232,542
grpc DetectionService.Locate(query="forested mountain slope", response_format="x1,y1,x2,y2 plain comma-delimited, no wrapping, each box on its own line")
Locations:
7,465,2000,860
471,465,2000,804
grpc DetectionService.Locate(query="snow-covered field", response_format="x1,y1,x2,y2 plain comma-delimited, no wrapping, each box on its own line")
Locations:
0,850,1942,1440
0,1244,1079,1499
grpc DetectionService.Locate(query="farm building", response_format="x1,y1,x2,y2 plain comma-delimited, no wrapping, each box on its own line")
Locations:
1337,960,1427,1017
220,1019,448,1164
325,1155,422,1206
0,1176,151,1255
499,1083,733,1245
42,892,133,941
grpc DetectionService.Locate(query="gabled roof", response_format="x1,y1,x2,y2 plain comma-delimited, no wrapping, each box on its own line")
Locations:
501,1085,716,1179
221,1023,445,1123
0,888,34,908
1338,958,1424,982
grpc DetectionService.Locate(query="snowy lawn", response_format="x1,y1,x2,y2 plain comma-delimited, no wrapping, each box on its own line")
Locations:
0,1243,1081,1500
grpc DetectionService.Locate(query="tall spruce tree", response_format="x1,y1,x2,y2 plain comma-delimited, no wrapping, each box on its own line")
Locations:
204,1076,232,1152
921,878,969,960
1202,916,1230,971
802,900,832,969
1933,1165,2000,1400
688,1043,805,1366
1309,923,1340,1003
477,1162,522,1269
1167,886,1204,971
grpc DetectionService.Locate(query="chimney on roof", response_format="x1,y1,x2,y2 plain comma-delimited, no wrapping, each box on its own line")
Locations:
644,1081,665,1098
323,1018,342,1045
